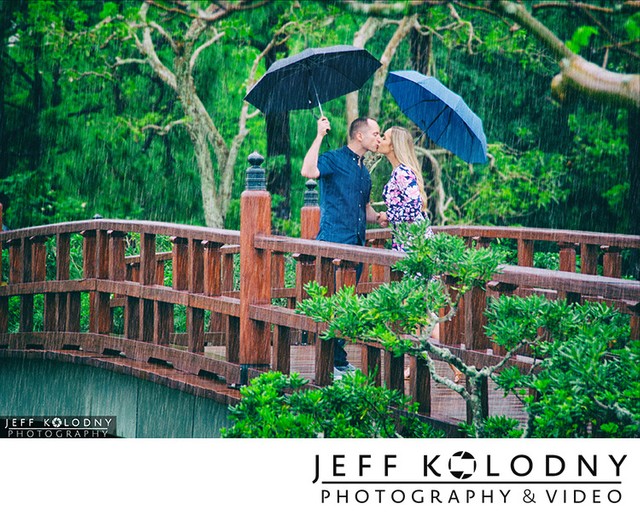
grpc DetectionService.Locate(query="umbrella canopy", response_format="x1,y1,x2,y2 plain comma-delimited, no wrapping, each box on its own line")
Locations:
385,70,488,164
245,45,381,115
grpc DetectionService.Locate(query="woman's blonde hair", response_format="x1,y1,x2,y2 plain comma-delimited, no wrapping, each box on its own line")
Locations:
388,126,428,211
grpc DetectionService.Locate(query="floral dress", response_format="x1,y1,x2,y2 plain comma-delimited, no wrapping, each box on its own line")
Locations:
382,163,434,252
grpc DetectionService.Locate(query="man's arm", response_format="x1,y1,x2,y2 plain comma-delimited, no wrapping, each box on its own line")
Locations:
301,117,331,179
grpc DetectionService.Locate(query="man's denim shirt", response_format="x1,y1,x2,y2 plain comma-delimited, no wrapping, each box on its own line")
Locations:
316,145,372,245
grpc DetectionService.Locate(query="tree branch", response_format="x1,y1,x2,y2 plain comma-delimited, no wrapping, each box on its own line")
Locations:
369,15,418,119
141,118,187,135
149,21,178,52
340,0,444,16
495,0,640,109
347,17,389,124
134,3,177,91
190,30,225,71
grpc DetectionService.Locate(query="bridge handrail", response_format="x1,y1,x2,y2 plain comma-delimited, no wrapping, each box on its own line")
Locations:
367,226,640,249
0,218,240,245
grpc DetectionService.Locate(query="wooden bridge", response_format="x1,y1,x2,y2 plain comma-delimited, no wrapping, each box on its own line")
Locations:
1,152,640,431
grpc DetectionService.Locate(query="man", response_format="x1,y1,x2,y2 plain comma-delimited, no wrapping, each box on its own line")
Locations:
301,116,388,377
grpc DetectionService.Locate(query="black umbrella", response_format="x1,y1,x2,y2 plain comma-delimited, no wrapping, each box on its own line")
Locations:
244,45,381,116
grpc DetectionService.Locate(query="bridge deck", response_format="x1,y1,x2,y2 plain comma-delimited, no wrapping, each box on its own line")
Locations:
205,343,528,427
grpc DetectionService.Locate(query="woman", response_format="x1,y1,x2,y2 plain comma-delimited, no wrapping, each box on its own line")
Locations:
378,126,463,383
377,126,433,252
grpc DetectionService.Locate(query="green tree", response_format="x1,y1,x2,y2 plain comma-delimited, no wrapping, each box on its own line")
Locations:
297,222,510,437
490,296,639,437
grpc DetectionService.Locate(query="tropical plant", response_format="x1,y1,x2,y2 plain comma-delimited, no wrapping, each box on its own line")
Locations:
222,369,444,438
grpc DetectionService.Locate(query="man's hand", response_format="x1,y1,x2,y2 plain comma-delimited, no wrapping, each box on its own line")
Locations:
317,116,331,137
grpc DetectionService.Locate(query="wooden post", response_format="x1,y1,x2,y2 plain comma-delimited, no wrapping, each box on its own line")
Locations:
108,231,127,282
580,243,599,275
31,236,53,332
82,230,97,332
558,242,577,272
204,240,223,345
486,281,518,355
464,286,490,351
297,179,321,345
187,238,205,353
383,350,404,392
362,344,382,385
139,233,155,341
408,355,431,416
19,237,33,332
56,233,70,332
273,324,291,374
517,239,534,267
602,246,622,278
369,237,387,283
239,152,272,369
172,237,189,290
108,231,127,337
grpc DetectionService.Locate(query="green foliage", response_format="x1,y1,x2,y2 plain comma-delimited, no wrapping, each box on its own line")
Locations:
445,144,569,226
298,225,503,354
488,296,638,437
566,26,599,54
460,415,524,439
222,370,444,438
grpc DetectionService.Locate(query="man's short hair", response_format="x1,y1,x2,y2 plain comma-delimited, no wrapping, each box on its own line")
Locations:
349,117,372,140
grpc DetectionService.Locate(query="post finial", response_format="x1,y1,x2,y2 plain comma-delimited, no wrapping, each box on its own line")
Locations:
245,151,266,191
303,179,318,207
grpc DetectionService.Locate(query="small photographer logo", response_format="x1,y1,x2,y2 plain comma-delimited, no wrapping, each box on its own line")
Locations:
449,451,477,480
0,416,117,438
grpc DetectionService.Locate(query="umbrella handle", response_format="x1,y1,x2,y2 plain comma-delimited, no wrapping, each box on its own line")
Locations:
311,78,324,118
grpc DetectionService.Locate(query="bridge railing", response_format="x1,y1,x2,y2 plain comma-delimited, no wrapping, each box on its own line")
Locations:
1,152,640,424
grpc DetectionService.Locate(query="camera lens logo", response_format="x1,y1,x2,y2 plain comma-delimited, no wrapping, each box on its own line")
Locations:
52,417,63,428
448,451,476,479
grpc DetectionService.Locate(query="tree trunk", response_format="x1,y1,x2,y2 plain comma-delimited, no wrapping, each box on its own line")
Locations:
264,46,291,221
368,15,416,120
266,112,291,221
347,17,384,125
176,69,226,228
29,31,44,171
0,1,8,181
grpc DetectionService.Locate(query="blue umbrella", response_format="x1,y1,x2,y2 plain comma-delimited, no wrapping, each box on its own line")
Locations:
385,70,488,164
